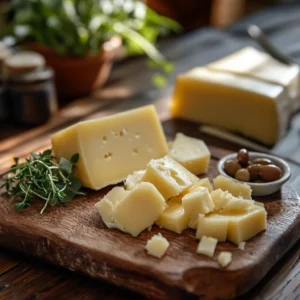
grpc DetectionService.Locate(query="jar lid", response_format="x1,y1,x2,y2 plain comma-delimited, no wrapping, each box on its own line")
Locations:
6,67,54,84
4,51,45,74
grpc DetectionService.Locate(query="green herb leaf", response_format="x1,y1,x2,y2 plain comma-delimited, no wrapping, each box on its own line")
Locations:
59,157,73,174
70,153,79,164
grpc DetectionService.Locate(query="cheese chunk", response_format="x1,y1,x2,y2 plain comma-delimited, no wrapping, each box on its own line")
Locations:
196,214,228,242
238,242,246,250
95,182,166,237
208,47,300,112
141,156,199,200
156,201,190,233
189,178,213,193
222,196,254,213
171,67,290,145
52,105,168,190
197,236,218,257
145,233,169,258
220,205,267,245
214,175,252,199
168,133,211,175
254,201,265,208
218,251,232,267
124,170,145,190
182,187,215,228
210,189,231,211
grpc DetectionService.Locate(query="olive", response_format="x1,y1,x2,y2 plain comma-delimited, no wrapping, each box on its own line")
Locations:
224,159,241,177
237,148,249,166
235,168,250,182
253,158,272,165
247,164,262,181
260,164,282,182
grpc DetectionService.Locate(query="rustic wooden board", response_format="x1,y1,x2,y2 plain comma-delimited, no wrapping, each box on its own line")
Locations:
0,140,299,299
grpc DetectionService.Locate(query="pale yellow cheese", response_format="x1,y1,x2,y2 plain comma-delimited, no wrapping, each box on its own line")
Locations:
238,241,246,250
171,67,290,145
95,182,166,237
124,170,145,190
156,201,190,234
168,133,211,175
222,196,254,213
254,201,265,208
220,205,267,245
141,156,199,200
196,214,228,242
52,105,168,190
208,47,300,111
145,233,169,258
214,175,252,199
197,236,218,257
218,251,232,267
188,177,213,193
210,189,231,210
182,187,215,229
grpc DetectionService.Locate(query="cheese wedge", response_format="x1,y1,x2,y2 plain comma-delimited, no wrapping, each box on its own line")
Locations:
145,233,169,258
52,105,168,190
168,133,211,175
171,67,290,145
95,182,166,237
141,156,199,200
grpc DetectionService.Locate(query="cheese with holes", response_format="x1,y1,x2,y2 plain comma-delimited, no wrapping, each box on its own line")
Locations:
156,200,190,233
218,251,232,267
168,133,210,175
214,175,252,199
124,170,145,190
141,156,199,200
95,182,165,237
208,47,300,112
52,105,168,190
145,233,169,258
171,67,290,145
196,214,228,242
197,236,218,257
182,187,215,228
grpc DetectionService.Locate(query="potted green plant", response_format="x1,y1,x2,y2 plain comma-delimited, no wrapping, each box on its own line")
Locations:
3,0,180,98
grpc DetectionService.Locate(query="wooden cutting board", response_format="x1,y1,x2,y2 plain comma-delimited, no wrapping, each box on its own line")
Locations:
0,130,299,299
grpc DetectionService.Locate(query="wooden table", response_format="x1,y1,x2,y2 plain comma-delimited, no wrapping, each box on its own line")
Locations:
0,27,299,299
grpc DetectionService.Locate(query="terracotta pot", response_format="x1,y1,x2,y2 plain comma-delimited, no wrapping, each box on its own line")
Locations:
27,37,122,99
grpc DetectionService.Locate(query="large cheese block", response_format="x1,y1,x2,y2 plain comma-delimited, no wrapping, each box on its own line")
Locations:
171,67,290,145
52,105,168,190
208,47,300,111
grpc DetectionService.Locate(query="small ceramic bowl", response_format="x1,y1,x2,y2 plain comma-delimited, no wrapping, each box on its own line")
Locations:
217,152,291,197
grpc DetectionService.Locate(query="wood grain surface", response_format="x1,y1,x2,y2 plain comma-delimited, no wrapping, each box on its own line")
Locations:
0,135,299,299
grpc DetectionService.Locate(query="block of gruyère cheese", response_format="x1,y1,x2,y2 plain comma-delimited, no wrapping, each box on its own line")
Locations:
145,233,169,258
168,133,211,175
171,67,290,145
95,182,165,237
52,105,168,190
141,156,199,200
208,47,300,112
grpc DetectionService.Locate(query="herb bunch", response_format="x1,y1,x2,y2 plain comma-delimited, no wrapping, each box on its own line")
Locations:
1,149,85,214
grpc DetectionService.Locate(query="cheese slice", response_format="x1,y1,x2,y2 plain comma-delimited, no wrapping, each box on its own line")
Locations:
168,133,211,175
208,47,300,112
171,67,290,145
197,236,218,257
145,233,169,258
95,182,166,237
141,156,199,200
52,105,168,190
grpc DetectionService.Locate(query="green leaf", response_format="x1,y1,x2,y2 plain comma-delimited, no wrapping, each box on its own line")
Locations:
31,152,40,160
70,153,79,164
42,149,52,157
59,157,73,174
152,73,167,88
14,202,25,212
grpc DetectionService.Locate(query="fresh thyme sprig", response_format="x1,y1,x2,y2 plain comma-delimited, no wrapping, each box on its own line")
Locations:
1,149,85,214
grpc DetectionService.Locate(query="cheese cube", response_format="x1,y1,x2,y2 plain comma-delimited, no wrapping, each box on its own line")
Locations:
208,47,300,112
182,187,215,229
210,189,231,211
218,251,232,267
197,236,218,257
52,105,168,190
188,177,213,193
254,201,265,208
141,156,199,200
238,242,246,250
220,205,267,245
145,233,169,258
156,201,190,234
168,133,211,175
196,214,228,242
171,67,290,145
95,182,166,237
222,196,254,213
124,170,145,190
214,175,252,199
